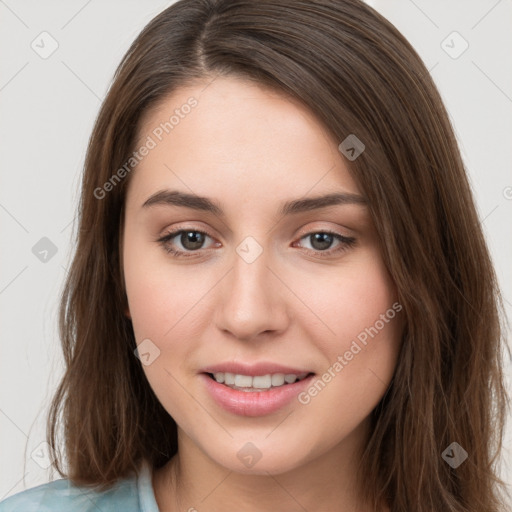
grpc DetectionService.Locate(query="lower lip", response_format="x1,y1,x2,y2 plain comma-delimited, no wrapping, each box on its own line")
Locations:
200,373,315,417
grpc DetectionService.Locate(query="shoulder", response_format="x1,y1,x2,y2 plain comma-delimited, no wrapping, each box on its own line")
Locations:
0,464,154,512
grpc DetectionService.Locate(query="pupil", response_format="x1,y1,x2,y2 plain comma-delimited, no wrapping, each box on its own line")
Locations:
311,233,333,251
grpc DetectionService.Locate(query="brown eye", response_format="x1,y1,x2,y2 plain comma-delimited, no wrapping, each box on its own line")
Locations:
176,231,207,251
157,229,216,257
295,231,356,257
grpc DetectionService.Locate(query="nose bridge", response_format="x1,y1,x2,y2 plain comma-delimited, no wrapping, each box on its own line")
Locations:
232,240,271,298
214,237,288,340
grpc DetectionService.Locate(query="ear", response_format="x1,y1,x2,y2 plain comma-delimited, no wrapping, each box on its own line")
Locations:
124,306,132,320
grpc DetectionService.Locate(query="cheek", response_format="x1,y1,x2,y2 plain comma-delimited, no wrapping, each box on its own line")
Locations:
294,253,402,424
297,252,400,357
123,249,209,425
123,228,200,343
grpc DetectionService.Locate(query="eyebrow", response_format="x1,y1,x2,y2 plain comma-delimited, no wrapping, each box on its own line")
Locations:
141,189,367,217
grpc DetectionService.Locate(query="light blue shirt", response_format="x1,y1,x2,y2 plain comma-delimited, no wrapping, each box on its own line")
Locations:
0,459,160,511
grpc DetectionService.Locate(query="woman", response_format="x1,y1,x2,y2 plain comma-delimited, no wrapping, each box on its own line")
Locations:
1,0,509,510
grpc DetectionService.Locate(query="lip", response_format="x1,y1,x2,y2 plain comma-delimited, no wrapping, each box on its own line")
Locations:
200,372,315,417
201,361,312,377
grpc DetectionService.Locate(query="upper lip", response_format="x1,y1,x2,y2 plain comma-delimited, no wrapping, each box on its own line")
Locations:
201,362,314,377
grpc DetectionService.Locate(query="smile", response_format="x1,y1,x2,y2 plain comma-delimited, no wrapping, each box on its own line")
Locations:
201,372,316,416
208,372,310,391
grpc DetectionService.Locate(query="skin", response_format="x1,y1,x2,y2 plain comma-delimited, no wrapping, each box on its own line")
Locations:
122,76,402,512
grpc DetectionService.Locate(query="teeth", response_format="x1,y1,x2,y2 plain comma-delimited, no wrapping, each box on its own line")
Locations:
271,374,285,386
234,374,253,387
253,375,272,388
210,372,309,390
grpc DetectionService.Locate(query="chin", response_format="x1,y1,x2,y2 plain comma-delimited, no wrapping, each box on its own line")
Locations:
206,440,313,476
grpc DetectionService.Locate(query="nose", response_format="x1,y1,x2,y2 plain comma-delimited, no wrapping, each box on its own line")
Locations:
214,246,290,342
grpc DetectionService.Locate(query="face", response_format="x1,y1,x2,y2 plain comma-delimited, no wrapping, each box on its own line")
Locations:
122,76,403,475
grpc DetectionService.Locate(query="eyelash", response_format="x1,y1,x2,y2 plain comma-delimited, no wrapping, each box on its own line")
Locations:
156,227,356,259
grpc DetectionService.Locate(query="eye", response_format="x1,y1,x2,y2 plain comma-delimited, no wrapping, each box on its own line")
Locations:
156,228,218,258
294,230,356,257
156,228,356,259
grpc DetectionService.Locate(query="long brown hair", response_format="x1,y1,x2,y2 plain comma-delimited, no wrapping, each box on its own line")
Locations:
46,0,510,509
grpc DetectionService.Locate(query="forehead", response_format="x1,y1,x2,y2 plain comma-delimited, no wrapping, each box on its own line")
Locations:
127,76,362,211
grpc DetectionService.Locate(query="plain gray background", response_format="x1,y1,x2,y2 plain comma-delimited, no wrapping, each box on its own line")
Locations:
1,0,511,503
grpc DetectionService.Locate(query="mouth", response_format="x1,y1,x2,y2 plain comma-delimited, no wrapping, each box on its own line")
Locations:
200,370,316,416
203,371,315,392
